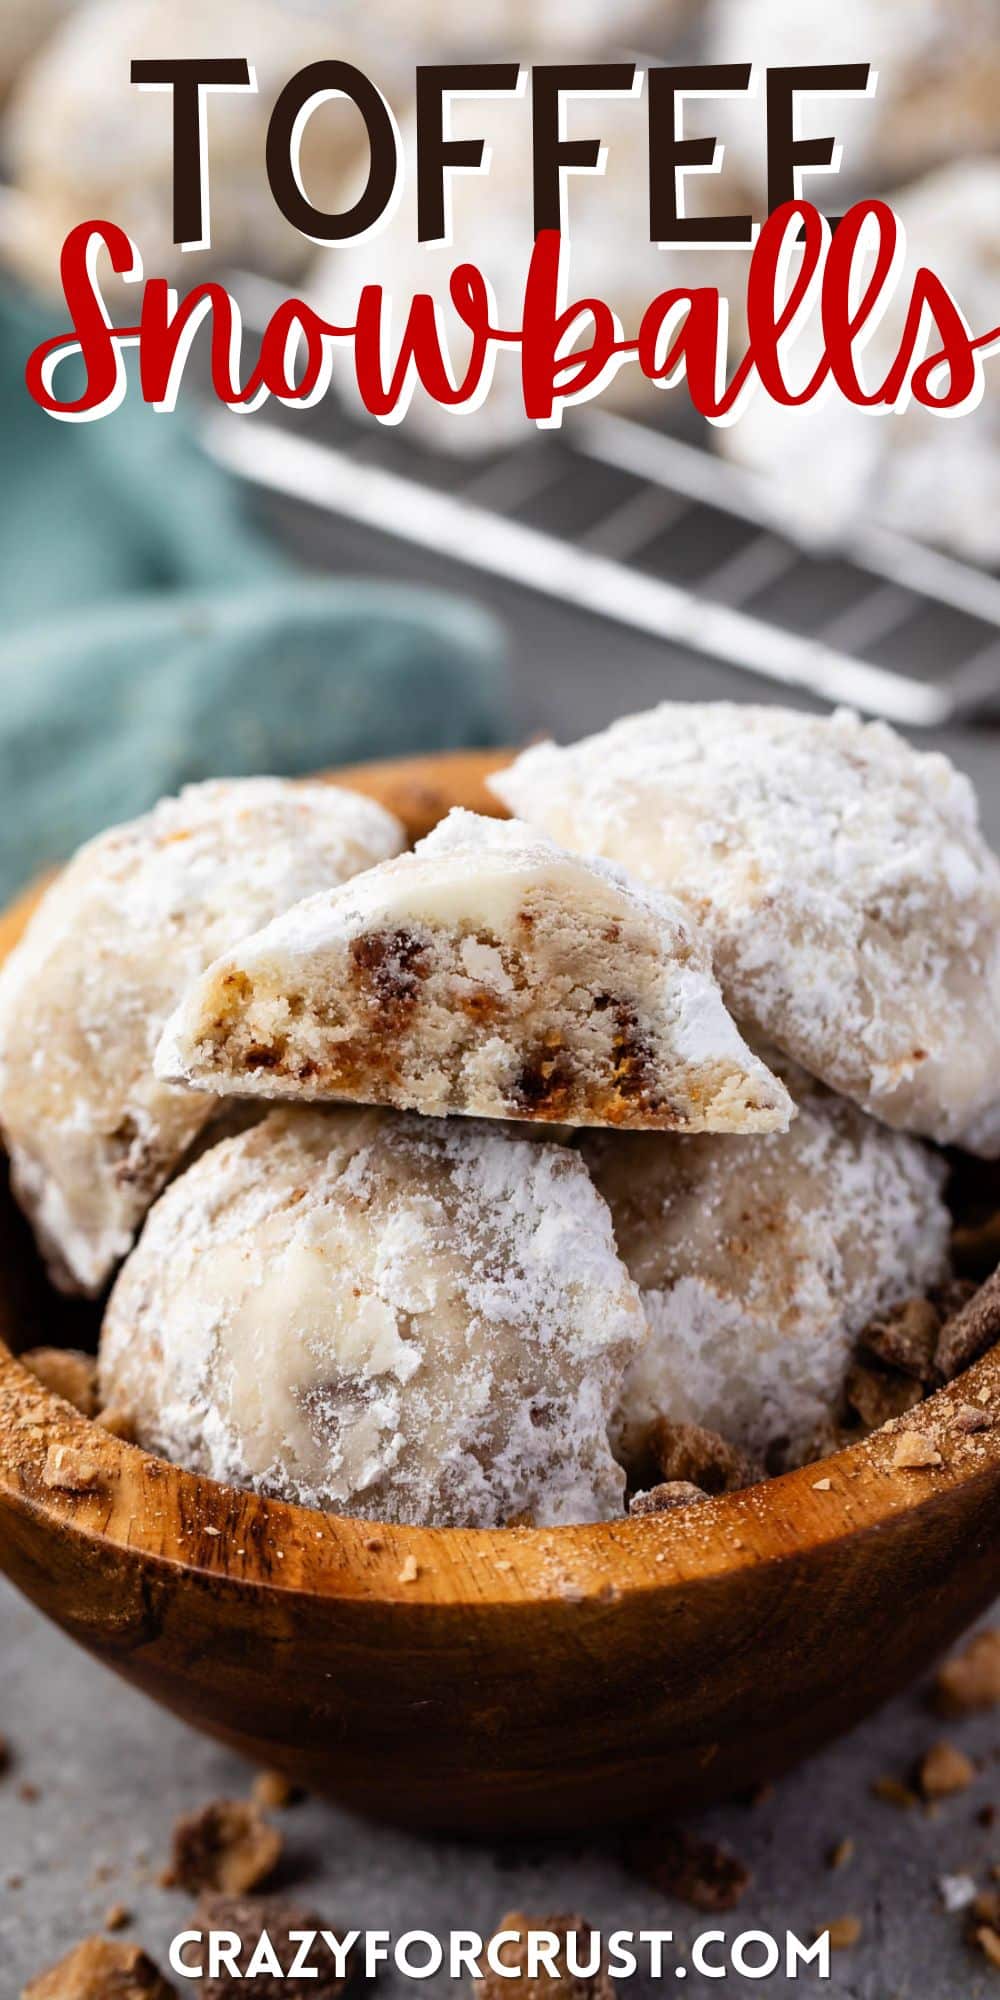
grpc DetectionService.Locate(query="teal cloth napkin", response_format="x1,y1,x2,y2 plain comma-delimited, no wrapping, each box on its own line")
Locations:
0,583,510,898
0,285,511,896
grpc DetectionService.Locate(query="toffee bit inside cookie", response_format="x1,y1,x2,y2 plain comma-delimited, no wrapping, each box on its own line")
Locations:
475,1911,614,2000
192,1893,357,1999
624,1828,751,1912
629,1481,709,1517
20,1347,98,1416
162,1800,281,1897
934,1631,1000,1716
21,1937,176,1999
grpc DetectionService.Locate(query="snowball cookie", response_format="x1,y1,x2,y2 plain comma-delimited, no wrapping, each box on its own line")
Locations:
0,780,404,1295
99,1106,648,1527
308,87,724,453
156,808,792,1135
4,0,378,295
359,0,690,58
704,0,1000,195
490,704,1000,1156
719,159,1000,563
0,0,77,102
582,1071,951,1466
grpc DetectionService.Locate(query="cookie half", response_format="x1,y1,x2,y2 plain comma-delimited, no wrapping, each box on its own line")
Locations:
156,809,792,1135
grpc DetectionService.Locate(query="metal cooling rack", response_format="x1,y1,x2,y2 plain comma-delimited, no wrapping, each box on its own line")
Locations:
204,279,1000,729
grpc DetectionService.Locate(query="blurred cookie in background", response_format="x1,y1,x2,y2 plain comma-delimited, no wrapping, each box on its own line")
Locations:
705,0,1000,196
719,157,1000,563
0,0,78,104
1,0,384,295
358,0,695,59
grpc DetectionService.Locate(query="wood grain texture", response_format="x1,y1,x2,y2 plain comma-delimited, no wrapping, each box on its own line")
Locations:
1,750,998,1835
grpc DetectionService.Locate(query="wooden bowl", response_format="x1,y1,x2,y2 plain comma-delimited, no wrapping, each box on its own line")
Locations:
1,751,998,1838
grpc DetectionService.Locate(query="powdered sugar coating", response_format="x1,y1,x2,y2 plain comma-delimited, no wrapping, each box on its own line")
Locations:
582,1063,951,1466
99,1106,647,1527
0,779,404,1294
492,705,1000,1155
156,807,791,1134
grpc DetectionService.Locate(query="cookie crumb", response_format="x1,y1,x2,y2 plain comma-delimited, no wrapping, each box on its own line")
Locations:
828,1838,854,1871
934,1631,1000,1716
191,1893,357,1999
398,1556,420,1584
953,1402,995,1435
21,1348,98,1417
625,1827,750,1912
629,1481,709,1516
936,1271,1000,1381
22,1937,175,1998
104,1903,131,1932
642,1418,759,1496
872,1775,919,1810
974,1925,1000,1971
846,1361,923,1430
162,1800,281,1896
41,1441,104,1492
891,1431,943,1470
97,1405,137,1442
973,1889,1000,1927
920,1741,976,1799
475,1911,613,2000
939,1874,977,1912
816,1916,861,1952
811,1477,832,1492
862,1298,940,1381
251,1769,300,1812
